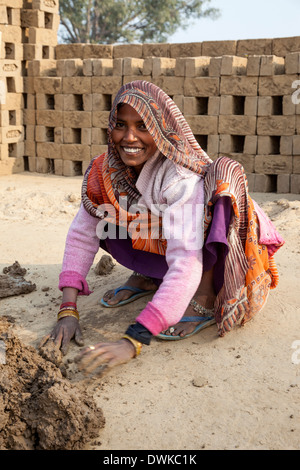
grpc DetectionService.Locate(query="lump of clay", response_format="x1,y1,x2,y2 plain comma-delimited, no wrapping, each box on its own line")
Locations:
0,317,105,450
94,255,115,275
0,261,36,299
38,340,63,367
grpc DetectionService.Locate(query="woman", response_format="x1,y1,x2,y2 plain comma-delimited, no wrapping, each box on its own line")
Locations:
42,80,284,374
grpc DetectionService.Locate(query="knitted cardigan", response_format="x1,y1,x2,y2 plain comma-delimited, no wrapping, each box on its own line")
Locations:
59,154,205,336
59,153,283,336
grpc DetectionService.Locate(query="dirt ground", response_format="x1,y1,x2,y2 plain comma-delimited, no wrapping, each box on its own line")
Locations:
0,172,299,450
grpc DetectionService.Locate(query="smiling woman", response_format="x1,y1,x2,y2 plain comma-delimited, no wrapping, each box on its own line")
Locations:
111,104,158,174
40,80,284,375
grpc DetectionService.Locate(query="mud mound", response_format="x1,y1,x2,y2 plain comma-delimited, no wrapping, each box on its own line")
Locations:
0,317,105,450
0,261,36,299
94,254,115,276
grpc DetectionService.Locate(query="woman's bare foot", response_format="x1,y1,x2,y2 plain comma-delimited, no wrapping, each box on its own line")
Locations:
102,273,157,306
161,268,216,338
161,293,215,338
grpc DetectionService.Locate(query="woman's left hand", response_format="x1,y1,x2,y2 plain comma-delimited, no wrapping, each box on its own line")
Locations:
76,339,136,374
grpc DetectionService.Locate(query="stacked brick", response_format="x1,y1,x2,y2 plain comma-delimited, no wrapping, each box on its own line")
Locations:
0,0,24,175
1,11,300,192
22,0,59,61
27,57,116,176
29,45,299,191
22,0,59,173
255,54,300,193
0,0,59,176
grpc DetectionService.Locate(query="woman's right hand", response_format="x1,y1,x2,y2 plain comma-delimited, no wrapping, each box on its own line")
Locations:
40,316,84,355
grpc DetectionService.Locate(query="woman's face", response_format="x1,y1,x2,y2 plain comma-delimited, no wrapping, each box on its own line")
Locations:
111,104,158,174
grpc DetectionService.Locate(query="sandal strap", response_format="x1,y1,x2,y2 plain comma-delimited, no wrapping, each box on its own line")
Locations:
180,316,214,322
189,299,214,317
114,286,145,295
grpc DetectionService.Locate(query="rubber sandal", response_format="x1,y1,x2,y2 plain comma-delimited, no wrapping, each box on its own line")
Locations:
100,285,156,308
156,315,216,341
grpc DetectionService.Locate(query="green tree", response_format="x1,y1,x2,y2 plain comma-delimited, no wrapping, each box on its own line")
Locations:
59,0,220,44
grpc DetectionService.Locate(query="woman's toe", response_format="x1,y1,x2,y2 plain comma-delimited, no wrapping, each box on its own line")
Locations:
103,289,114,301
106,292,121,305
104,288,134,305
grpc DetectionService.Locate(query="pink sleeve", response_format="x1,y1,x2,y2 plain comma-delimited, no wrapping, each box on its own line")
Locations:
252,199,285,256
59,204,101,295
136,177,205,335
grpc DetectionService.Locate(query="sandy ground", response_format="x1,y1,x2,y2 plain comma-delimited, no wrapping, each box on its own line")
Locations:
0,171,300,450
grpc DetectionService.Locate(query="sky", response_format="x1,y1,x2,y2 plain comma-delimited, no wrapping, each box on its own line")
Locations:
169,0,300,43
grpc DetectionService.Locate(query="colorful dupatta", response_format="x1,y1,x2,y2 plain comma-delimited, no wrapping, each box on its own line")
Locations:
204,156,283,335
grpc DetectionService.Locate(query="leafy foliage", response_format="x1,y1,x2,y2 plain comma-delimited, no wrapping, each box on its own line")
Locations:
59,0,220,44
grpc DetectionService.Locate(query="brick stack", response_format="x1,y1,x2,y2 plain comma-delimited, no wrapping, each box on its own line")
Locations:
28,56,119,176
36,45,299,191
22,0,59,61
0,0,24,175
1,7,300,192
140,52,299,193
255,54,300,193
0,0,59,176
22,0,59,173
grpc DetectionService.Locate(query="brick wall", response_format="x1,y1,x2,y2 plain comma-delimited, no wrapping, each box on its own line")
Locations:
0,0,58,175
0,0,300,192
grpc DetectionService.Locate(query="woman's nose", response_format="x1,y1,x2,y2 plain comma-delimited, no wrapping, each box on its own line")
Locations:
124,127,138,142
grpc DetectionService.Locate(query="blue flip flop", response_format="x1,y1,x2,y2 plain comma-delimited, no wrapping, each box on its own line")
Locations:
100,285,156,308
156,315,216,341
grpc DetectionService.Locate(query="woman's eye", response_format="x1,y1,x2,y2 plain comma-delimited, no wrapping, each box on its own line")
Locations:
115,121,124,128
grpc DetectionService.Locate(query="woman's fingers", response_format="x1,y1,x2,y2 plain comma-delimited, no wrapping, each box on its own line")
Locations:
61,335,71,356
53,328,64,350
78,343,110,362
83,352,112,374
76,340,135,374
77,344,111,373
40,317,82,356
74,325,84,347
77,344,98,357
59,323,82,355
39,332,62,348
38,333,51,349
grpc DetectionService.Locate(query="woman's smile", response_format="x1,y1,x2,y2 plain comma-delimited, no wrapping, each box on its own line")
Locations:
111,104,158,174
122,147,144,154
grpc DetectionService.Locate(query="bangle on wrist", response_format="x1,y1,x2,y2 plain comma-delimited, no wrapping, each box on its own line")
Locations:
121,334,142,357
57,308,79,321
60,301,77,309
58,305,78,313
